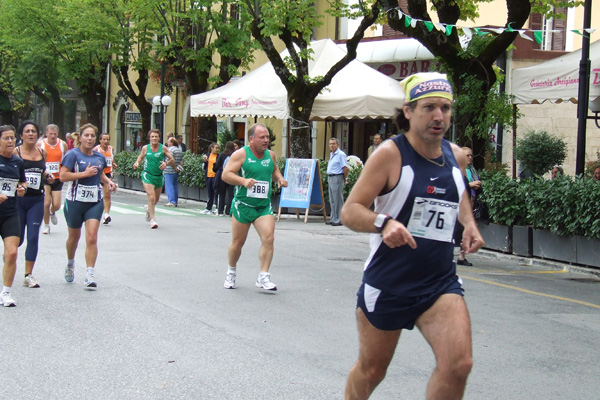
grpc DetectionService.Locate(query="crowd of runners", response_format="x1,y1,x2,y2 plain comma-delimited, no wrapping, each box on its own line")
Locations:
1,72,487,400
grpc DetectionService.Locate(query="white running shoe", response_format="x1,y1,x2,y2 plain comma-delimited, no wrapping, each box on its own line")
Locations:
144,205,150,222
164,203,175,207
224,273,236,289
84,274,97,288
150,219,158,229
50,212,58,225
65,264,75,283
23,275,40,288
42,224,50,234
0,292,16,307
256,273,277,291
200,209,212,215
102,214,111,225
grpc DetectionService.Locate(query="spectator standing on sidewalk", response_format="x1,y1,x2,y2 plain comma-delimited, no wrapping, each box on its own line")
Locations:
326,137,348,226
164,137,183,207
342,72,484,400
213,141,235,216
201,142,220,215
367,133,382,159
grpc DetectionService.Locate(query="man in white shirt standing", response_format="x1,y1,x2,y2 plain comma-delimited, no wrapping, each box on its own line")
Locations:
326,137,348,226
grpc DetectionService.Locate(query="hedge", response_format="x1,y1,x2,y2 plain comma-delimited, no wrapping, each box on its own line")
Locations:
479,171,600,239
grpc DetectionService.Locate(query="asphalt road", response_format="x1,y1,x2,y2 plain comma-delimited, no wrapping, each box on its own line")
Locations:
2,190,600,399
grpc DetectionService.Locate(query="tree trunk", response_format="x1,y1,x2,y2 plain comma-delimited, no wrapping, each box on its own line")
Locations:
196,117,217,154
78,77,106,129
48,86,65,136
287,88,315,158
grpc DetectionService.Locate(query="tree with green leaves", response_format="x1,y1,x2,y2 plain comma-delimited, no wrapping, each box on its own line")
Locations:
242,0,380,158
3,0,112,128
99,0,160,140
379,0,580,168
151,0,257,149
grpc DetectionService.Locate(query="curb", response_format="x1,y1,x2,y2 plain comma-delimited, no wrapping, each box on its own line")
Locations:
478,249,600,278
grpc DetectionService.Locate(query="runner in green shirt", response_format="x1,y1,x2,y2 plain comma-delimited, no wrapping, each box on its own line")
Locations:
133,129,175,229
221,124,287,291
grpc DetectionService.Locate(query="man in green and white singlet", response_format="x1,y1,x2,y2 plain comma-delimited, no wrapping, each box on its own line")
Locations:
222,124,287,291
133,129,175,229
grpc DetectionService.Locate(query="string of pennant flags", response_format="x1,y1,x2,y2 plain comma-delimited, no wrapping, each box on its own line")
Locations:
387,7,596,44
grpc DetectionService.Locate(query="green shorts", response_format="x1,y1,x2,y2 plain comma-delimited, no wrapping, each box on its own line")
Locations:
231,199,273,224
142,171,164,188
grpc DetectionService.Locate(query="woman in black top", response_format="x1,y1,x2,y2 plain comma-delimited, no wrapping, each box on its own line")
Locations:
14,121,55,288
0,125,27,307
213,141,236,216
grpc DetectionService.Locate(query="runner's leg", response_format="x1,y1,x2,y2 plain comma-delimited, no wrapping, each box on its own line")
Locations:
416,294,473,400
345,308,402,400
228,216,251,267
84,219,100,268
252,214,275,273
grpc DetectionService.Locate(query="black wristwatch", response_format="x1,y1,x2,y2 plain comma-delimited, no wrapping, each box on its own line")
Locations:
374,214,392,233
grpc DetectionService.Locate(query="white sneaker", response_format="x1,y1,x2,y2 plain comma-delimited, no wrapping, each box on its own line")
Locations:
50,212,58,225
42,224,50,234
23,275,40,288
200,209,212,215
65,264,74,283
150,219,158,229
144,205,150,222
164,203,175,207
224,273,236,289
218,214,225,217
84,274,97,288
0,292,16,307
255,273,277,291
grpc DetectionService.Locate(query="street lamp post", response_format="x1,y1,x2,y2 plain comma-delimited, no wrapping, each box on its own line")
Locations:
152,94,172,140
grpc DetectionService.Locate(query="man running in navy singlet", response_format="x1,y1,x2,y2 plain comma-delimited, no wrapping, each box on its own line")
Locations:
342,73,484,400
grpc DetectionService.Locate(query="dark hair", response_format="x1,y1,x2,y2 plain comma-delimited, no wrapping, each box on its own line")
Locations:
233,140,244,149
17,120,40,138
0,125,16,138
393,101,417,132
223,141,235,157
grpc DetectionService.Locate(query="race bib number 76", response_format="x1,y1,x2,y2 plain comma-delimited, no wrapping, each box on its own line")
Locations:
406,197,459,243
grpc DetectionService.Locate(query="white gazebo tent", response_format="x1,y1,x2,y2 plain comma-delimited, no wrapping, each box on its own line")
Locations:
511,39,600,105
189,39,405,154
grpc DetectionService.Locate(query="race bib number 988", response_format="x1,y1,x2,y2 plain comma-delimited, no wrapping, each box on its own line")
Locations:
247,180,269,199
406,197,458,243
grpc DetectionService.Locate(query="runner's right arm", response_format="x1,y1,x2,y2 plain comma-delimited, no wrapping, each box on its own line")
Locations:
222,149,255,188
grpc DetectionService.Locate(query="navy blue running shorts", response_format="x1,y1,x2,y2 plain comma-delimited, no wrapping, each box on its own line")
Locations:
64,199,104,229
356,275,464,331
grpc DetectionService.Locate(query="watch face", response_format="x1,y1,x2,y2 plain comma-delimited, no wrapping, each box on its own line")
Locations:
375,214,386,229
